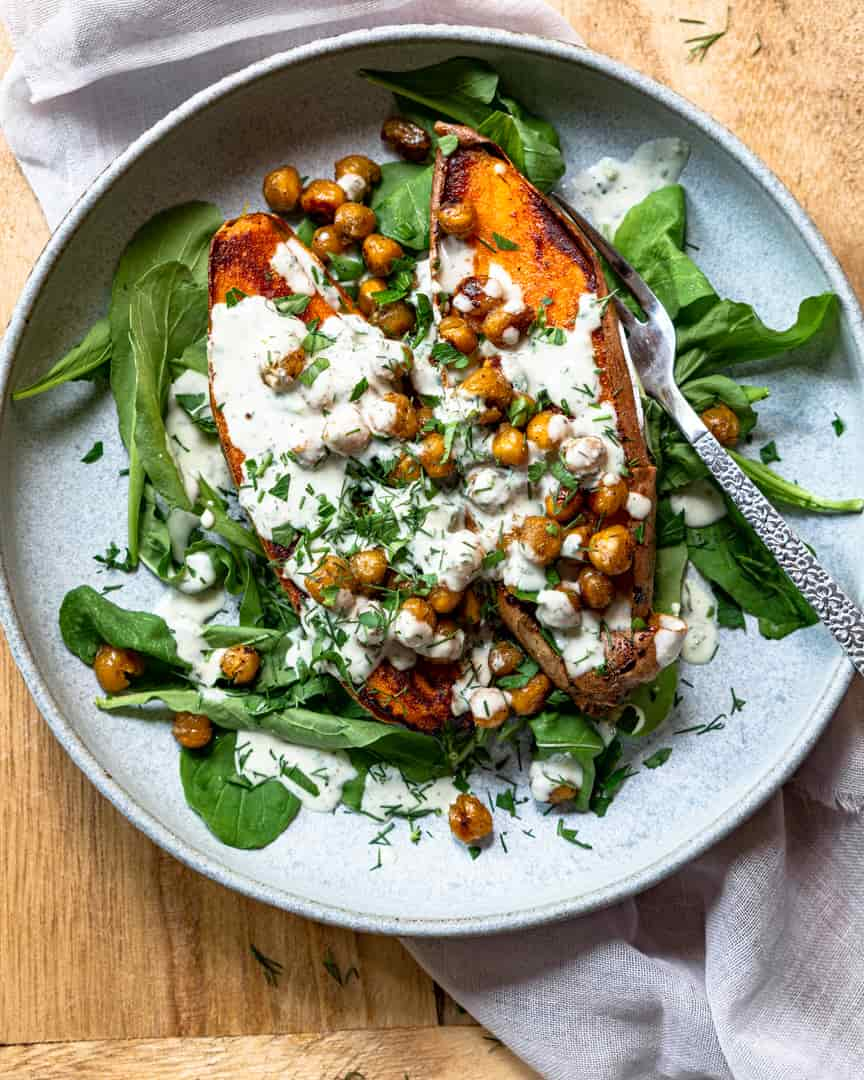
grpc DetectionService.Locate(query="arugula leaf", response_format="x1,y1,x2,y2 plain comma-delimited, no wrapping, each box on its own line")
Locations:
196,477,265,558
371,162,434,251
730,450,864,513
13,317,111,399
59,585,188,668
180,731,300,849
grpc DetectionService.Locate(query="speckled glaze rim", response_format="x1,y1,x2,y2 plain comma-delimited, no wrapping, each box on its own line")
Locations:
0,24,859,938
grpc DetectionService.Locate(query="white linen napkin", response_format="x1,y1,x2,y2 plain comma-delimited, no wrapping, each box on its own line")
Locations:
3,5,863,1079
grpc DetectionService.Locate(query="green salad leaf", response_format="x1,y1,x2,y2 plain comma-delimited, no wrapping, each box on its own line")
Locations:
180,731,300,849
59,585,187,668
371,162,434,250
196,477,265,558
13,317,112,399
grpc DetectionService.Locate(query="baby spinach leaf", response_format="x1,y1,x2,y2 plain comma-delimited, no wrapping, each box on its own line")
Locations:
59,585,187,667
478,108,564,192
180,731,300,849
681,374,761,436
13,317,111,399
654,541,688,615
170,336,208,379
715,585,746,630
371,162,434,250
360,58,499,129
730,450,864,513
202,625,283,650
530,711,605,759
619,664,679,738
196,477,265,558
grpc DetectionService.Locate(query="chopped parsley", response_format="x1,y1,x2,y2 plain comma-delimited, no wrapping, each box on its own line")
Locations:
298,356,331,387
80,440,103,464
832,412,846,437
225,287,247,307
491,231,519,251
273,293,311,316
759,440,781,464
350,377,369,401
643,747,673,769
556,818,592,849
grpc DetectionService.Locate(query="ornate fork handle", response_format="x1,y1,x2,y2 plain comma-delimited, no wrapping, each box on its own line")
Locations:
690,426,864,675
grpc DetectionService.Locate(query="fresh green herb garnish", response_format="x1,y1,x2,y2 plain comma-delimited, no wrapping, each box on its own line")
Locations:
225,287,247,307
556,818,592,849
81,440,104,464
273,293,312,315
492,231,519,251
350,377,369,401
759,440,781,464
832,412,846,437
643,747,673,769
298,356,331,387
250,944,284,987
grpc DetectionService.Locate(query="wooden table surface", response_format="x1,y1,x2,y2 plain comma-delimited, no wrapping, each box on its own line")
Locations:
1,2,862,1076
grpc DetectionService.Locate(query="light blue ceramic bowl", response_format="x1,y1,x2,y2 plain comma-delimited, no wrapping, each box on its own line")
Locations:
1,26,861,936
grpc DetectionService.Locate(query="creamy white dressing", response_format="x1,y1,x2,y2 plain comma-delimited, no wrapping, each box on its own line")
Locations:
654,613,688,669
165,370,232,503
361,764,460,821
529,753,585,803
155,585,225,685
552,611,607,679
437,234,476,293
177,550,219,595
235,731,356,812
680,567,719,665
571,138,690,236
626,491,652,520
669,478,727,527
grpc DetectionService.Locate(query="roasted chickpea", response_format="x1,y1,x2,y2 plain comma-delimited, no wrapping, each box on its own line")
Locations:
335,154,382,189
460,364,513,410
701,403,741,446
526,410,569,451
220,645,260,686
470,688,510,729
437,200,477,239
520,516,563,566
545,486,583,524
381,392,419,439
481,306,531,348
311,224,348,261
588,524,634,576
357,276,388,317
389,453,422,485
459,587,482,626
491,423,528,467
508,393,537,429
509,672,552,716
381,116,432,162
449,793,493,844
589,476,628,517
371,300,416,339
350,548,388,593
93,644,145,693
262,165,302,213
261,347,306,392
172,711,213,750
401,595,437,630
334,201,377,242
489,640,523,678
452,276,501,323
438,314,478,356
428,583,463,614
299,178,345,222
549,785,579,804
305,555,355,606
362,233,404,276
416,405,435,430
578,566,615,610
419,432,456,479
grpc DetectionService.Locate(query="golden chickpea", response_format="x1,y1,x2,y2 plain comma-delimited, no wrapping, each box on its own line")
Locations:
482,307,527,348
459,587,482,626
526,410,568,451
93,644,145,693
362,233,404,276
437,201,477,239
508,393,536,429
381,116,432,162
357,276,388,316
428,583,463,614
349,548,388,593
701,403,741,446
401,595,437,630
549,784,579,804
416,405,435,430
262,165,302,213
489,640,523,677
261,347,306,391
449,793,493,844
438,314,478,356
220,645,261,686
389,453,422,485
334,201,377,242
453,276,501,323
172,711,213,750
509,672,552,716
520,516,563,566
335,154,381,188
460,364,513,410
471,690,510,729
492,423,528,467
299,179,345,222
311,224,347,261
305,555,355,605
588,524,634,576
545,486,583,524
419,432,456,479
589,476,628,517
382,392,419,439
578,566,615,610
371,300,416,339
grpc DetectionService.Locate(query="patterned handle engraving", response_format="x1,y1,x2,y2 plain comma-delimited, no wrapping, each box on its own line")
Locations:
693,431,864,675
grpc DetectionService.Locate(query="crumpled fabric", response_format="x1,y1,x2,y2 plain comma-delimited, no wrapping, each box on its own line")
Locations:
2,4,862,1077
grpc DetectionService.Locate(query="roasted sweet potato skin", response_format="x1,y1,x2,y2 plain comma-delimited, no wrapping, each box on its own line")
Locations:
432,124,666,711
207,212,458,732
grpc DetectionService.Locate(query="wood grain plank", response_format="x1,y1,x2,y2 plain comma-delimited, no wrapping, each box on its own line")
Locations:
0,1028,535,1079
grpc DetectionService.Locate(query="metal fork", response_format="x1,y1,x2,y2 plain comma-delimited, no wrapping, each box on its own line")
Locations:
551,192,864,677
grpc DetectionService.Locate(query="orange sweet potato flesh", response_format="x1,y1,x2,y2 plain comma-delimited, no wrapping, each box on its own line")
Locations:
432,124,665,714
208,212,463,734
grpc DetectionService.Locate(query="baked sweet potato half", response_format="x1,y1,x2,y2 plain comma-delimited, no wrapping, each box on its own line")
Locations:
208,212,462,733
430,123,685,713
